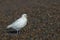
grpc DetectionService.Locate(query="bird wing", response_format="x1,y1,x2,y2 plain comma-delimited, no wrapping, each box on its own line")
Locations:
7,17,21,28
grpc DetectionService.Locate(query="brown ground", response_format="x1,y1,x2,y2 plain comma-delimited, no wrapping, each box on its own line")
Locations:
0,0,60,40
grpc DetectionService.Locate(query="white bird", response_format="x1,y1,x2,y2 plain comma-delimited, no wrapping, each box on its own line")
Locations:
7,14,27,34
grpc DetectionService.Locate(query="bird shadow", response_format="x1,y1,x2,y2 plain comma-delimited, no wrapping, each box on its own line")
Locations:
6,28,19,35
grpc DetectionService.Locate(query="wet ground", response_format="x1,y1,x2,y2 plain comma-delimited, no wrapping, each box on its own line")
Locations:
0,0,60,40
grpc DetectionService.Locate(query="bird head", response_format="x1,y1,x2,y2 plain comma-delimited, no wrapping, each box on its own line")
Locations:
22,14,27,18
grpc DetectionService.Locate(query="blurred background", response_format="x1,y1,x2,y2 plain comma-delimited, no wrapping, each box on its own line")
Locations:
0,0,60,40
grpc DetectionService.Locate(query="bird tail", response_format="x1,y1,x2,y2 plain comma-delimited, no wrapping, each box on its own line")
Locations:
7,25,12,29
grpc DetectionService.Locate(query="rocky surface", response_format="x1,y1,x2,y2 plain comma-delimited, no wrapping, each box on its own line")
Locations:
0,0,60,40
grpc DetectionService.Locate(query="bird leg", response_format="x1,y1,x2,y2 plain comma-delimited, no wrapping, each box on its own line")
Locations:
17,30,18,35
17,30,19,40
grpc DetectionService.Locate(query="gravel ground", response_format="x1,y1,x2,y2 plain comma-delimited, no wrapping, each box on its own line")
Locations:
0,0,60,40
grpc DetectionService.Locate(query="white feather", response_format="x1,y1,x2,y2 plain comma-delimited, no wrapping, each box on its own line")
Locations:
7,14,27,31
